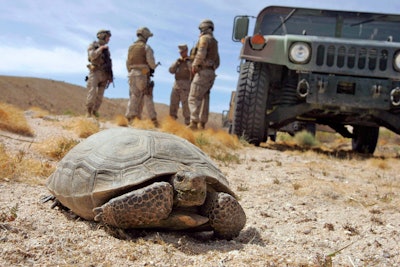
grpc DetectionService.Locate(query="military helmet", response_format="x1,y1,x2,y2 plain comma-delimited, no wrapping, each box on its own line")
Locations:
97,29,111,40
178,44,188,52
198,19,214,31
136,27,153,39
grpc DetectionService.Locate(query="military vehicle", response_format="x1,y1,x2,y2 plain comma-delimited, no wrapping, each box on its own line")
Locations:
231,5,400,154
222,91,236,130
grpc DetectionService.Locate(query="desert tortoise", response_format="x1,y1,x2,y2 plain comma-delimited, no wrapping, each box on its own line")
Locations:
46,127,246,239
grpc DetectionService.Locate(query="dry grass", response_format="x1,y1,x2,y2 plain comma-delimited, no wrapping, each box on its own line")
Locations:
0,102,34,136
129,118,157,130
0,143,54,184
193,129,243,165
126,116,244,165
28,106,50,118
114,114,129,127
73,118,100,138
160,116,195,144
293,130,319,147
38,137,80,160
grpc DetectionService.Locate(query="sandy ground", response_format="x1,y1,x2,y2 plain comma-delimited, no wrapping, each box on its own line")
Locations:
1,113,400,266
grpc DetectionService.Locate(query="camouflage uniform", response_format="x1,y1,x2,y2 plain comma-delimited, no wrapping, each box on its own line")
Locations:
169,44,192,125
188,19,219,130
125,27,158,126
86,30,113,117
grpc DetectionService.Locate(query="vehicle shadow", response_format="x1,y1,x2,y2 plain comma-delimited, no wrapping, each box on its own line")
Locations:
261,141,383,160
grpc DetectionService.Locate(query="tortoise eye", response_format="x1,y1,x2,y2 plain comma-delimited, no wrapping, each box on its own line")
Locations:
175,174,184,182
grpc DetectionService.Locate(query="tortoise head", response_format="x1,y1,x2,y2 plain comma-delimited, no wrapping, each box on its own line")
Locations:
171,170,207,207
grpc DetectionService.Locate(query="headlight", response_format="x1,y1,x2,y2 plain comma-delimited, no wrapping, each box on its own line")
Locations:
289,42,311,64
393,51,400,72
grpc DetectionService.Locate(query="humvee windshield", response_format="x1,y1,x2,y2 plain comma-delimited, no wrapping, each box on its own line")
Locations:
256,6,400,41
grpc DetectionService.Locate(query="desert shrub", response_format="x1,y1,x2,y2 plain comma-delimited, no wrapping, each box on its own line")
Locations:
294,131,319,147
74,118,100,138
0,204,18,222
0,144,15,179
130,118,157,130
193,131,243,165
0,102,34,136
277,132,293,143
114,114,129,127
40,137,80,160
194,132,211,148
204,128,242,149
160,116,195,144
160,117,243,164
0,144,54,184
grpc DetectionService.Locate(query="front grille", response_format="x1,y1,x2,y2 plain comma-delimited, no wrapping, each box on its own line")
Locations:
316,45,389,71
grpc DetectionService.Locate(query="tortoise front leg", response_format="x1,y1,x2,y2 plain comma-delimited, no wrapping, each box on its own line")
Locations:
201,192,246,239
93,182,173,228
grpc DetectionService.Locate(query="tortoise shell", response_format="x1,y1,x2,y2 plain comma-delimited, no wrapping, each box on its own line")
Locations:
46,127,234,220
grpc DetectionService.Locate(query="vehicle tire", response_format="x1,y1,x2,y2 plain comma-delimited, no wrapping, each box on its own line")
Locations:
232,61,269,146
351,126,379,154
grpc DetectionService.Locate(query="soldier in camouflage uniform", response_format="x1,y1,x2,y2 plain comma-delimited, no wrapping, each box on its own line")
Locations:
168,44,192,125
188,19,219,130
125,27,159,127
86,29,113,117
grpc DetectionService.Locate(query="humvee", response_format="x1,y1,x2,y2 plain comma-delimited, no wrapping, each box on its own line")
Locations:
231,6,400,154
222,91,236,130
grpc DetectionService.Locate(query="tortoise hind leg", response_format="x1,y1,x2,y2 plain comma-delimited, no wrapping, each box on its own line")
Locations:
93,182,173,228
200,192,246,239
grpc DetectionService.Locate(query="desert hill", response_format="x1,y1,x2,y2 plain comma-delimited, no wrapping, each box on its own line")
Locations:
0,75,221,126
0,75,165,119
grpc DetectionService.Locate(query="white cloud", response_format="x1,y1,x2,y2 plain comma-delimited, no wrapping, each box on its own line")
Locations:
0,46,86,74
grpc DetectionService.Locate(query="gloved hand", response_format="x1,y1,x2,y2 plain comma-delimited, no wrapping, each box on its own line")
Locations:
191,65,199,76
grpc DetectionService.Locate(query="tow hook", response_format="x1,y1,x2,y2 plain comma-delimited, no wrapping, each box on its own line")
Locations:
390,87,400,106
297,79,309,98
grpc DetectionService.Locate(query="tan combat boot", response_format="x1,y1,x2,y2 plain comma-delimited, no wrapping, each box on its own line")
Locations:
187,121,198,130
86,108,92,118
198,122,206,130
152,118,159,128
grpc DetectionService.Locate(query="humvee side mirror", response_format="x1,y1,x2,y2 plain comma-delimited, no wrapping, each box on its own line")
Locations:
232,16,249,42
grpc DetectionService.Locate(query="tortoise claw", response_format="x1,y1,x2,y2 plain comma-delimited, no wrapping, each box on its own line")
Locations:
42,196,69,211
41,195,55,203
93,207,103,222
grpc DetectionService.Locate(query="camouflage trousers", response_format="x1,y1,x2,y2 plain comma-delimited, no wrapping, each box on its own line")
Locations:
86,70,108,113
170,80,190,125
188,69,216,124
126,71,157,120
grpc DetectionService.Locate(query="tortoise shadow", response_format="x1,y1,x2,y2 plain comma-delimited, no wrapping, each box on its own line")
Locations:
43,196,266,255
101,225,265,255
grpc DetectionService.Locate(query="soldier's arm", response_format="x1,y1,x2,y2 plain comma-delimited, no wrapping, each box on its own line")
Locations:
145,45,157,70
214,53,220,69
192,36,208,67
169,59,180,74
88,44,108,62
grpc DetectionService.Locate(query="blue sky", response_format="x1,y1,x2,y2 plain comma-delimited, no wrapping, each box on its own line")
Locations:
1,0,399,113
